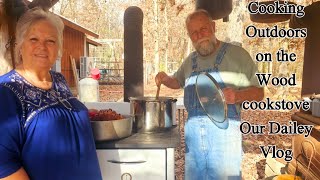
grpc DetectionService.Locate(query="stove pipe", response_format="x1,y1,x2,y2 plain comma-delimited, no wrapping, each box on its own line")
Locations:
289,2,320,96
123,6,144,102
196,0,232,21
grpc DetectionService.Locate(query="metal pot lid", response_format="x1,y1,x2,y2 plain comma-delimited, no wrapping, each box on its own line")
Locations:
195,72,228,127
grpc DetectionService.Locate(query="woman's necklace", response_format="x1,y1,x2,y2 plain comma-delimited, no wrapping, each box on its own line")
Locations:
22,68,53,90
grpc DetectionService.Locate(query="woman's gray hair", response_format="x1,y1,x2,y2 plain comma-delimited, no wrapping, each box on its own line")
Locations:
15,7,64,65
185,9,213,27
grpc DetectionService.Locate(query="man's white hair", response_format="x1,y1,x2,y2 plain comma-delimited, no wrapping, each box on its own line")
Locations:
185,9,213,28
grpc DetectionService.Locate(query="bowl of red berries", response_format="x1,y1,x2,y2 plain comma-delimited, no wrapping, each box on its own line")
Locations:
89,109,133,141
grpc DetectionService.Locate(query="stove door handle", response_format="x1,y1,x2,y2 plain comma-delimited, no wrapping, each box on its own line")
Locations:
107,160,147,164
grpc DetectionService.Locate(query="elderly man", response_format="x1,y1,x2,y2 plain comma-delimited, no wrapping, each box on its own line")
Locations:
155,10,264,180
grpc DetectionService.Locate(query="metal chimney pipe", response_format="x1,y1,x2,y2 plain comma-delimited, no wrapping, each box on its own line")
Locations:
196,0,232,21
289,2,320,96
123,6,144,102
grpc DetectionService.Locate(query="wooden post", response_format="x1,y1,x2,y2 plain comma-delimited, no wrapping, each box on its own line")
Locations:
70,55,79,96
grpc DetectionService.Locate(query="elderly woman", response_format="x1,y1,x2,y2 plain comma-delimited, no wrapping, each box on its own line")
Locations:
0,8,102,180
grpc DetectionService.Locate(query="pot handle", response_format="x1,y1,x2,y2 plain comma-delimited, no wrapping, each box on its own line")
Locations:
107,160,147,164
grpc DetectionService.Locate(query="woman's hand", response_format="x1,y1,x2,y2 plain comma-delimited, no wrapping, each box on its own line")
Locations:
1,168,30,180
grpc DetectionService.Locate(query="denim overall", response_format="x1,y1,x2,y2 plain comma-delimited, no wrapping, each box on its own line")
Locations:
184,43,242,180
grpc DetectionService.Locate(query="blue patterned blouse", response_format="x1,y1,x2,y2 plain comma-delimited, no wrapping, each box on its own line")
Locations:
0,70,102,180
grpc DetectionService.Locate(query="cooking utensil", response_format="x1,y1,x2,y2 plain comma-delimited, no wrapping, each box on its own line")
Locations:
129,96,177,132
156,84,161,99
195,72,228,129
91,115,133,141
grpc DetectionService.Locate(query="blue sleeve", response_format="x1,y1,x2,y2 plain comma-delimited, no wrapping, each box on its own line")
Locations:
0,85,24,178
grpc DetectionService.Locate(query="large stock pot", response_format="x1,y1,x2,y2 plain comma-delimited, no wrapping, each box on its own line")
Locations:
129,96,177,132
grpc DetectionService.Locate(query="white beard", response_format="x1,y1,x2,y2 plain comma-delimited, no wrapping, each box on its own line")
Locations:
193,37,217,56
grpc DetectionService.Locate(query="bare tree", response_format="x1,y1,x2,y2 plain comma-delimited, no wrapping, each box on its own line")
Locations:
153,0,160,73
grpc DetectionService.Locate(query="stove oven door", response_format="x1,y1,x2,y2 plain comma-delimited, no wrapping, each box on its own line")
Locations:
97,149,166,180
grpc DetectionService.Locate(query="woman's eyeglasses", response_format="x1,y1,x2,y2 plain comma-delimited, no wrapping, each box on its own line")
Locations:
49,90,73,111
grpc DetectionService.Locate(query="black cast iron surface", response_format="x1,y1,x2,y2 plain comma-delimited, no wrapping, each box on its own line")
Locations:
95,126,180,149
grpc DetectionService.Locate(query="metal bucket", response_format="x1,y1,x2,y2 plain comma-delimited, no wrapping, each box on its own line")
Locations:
129,96,177,132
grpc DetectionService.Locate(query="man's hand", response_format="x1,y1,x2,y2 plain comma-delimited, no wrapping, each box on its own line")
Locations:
222,87,237,104
222,86,264,105
155,71,168,87
154,72,181,89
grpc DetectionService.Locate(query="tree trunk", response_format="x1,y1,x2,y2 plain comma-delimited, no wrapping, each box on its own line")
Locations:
0,19,12,75
164,1,168,72
153,0,160,74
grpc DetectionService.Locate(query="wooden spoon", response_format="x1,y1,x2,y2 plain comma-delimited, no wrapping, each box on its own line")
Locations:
156,84,161,99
